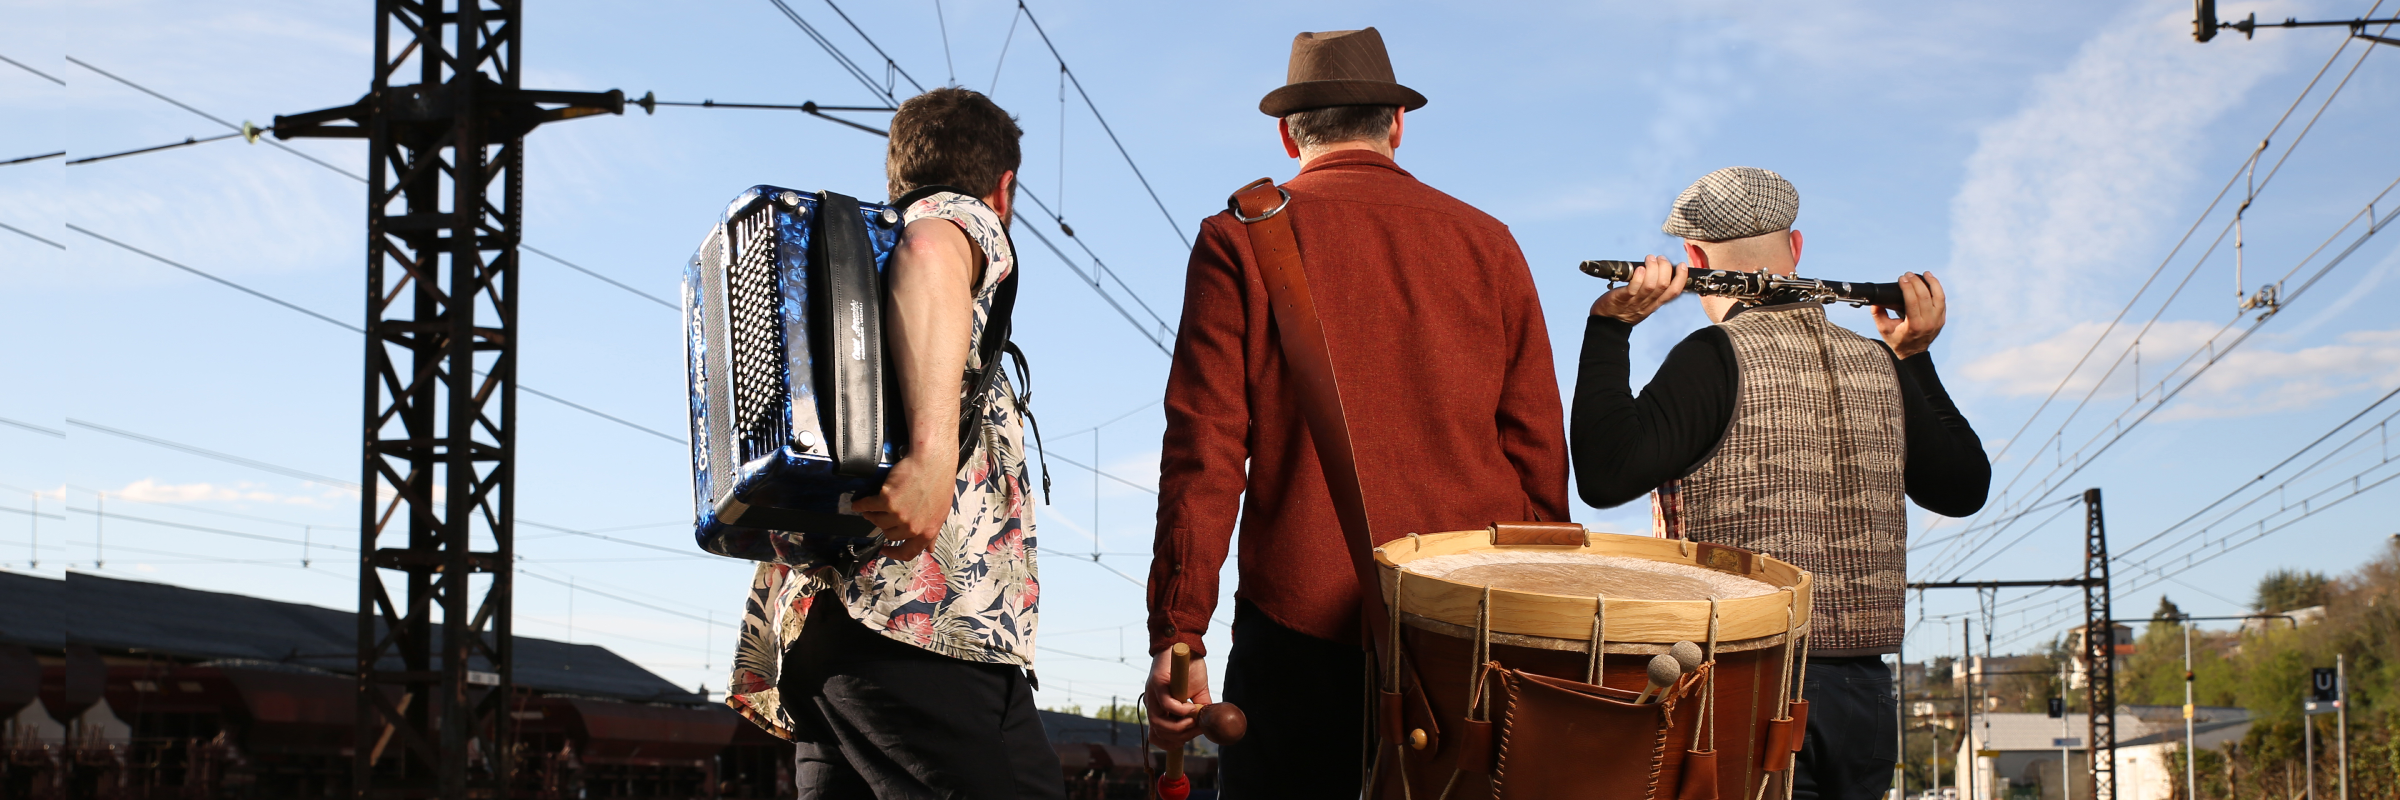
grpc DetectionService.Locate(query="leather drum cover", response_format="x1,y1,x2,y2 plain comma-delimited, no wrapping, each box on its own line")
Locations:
1492,670,1680,800
1384,625,1787,800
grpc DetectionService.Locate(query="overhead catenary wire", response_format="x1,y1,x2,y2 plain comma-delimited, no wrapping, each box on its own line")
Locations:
2114,393,2400,591
1014,1,1191,250
0,417,66,438
650,97,1180,356
65,224,688,445
647,97,892,136
1924,382,2400,652
0,221,66,249
74,427,701,563
732,0,1187,354
55,38,1194,683
3,151,65,166
522,245,675,310
1917,19,2390,577
65,505,353,552
66,131,243,166
2117,382,2400,560
521,569,713,624
1925,169,2400,582
762,0,926,105
67,418,358,490
61,55,672,313
0,53,66,85
1014,180,1178,344
67,56,365,183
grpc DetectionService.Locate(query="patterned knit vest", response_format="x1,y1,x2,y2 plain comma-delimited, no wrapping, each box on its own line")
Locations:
1678,305,1907,653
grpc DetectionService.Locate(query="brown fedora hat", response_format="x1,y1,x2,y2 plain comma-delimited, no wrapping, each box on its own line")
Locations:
1258,28,1428,117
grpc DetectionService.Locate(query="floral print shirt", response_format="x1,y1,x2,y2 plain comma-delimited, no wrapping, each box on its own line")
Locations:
725,191,1038,740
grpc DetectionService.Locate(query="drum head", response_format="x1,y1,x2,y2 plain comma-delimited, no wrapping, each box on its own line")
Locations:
1404,551,1777,601
1441,562,1716,601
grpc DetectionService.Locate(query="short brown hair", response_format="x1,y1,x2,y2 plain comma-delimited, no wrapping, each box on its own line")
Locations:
1283,104,1397,149
886,87,1023,201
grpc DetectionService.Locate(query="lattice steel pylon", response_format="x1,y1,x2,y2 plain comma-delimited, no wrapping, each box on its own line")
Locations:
272,2,621,796
2081,487,2116,800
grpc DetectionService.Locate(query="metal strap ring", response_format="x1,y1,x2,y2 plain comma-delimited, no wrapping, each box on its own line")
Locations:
1231,187,1292,223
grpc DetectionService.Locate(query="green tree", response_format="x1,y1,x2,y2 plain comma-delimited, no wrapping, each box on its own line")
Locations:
2152,594,2184,622
2252,568,2329,613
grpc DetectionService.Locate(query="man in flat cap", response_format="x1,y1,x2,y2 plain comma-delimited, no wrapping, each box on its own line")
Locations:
1143,27,1570,796
1573,167,1991,800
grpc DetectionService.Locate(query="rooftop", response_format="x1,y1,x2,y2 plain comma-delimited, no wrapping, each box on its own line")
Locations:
1,570,704,706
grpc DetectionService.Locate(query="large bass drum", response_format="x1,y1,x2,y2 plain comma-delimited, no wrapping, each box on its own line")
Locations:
1372,524,1814,800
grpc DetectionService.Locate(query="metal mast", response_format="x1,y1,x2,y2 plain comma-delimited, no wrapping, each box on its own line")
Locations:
1907,487,2117,800
2081,488,2116,800
272,2,621,796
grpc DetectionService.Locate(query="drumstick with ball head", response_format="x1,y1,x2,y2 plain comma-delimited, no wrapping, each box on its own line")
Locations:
1670,641,1704,672
1155,643,1249,800
1634,653,1683,704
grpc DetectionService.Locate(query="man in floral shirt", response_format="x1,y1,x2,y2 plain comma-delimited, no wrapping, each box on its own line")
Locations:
723,87,1058,798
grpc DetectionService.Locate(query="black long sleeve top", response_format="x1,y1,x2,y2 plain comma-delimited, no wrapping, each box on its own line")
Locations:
1571,311,1992,517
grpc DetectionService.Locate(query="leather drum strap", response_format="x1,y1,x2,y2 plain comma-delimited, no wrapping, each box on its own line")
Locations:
1227,178,1394,665
813,190,887,477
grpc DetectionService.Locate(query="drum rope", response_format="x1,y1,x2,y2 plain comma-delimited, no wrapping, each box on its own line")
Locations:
1451,587,1498,800
1388,567,1406,692
1776,589,1798,722
1385,567,1414,800
1584,590,1607,685
1787,630,1811,800
1700,598,1721,754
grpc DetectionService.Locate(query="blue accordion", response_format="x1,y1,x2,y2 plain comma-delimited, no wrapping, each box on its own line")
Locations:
684,185,905,564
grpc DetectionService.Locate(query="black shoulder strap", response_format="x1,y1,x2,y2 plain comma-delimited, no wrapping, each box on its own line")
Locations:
812,190,886,477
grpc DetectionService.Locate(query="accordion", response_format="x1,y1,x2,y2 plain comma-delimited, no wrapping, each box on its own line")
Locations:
684,185,905,564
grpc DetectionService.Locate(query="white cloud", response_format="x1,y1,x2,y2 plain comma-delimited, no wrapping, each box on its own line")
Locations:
1943,0,2297,343
1964,321,2400,419
112,478,353,506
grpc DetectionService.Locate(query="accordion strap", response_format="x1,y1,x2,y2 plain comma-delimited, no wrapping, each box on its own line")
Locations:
812,190,888,478
1226,178,1391,662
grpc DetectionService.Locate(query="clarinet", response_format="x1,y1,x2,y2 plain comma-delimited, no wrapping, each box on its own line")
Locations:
1577,260,1908,314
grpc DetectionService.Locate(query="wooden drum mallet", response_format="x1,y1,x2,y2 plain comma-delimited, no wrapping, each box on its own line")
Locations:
1154,643,1248,800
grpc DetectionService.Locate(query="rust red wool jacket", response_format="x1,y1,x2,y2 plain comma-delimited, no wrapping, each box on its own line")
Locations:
1146,150,1571,657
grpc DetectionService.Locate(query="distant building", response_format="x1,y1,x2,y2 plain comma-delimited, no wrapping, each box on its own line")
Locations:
1948,707,2248,800
2237,604,2324,635
0,571,780,799
2064,622,2134,690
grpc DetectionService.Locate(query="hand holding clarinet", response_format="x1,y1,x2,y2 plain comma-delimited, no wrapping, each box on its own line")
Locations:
1581,257,1948,358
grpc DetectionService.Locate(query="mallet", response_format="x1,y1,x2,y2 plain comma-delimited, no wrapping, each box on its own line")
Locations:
1669,641,1705,672
1155,643,1249,800
1633,653,1683,704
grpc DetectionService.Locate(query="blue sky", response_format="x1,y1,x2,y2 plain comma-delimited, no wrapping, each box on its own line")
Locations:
4,0,2397,708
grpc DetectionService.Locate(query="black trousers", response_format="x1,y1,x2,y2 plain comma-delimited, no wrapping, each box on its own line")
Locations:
781,593,1064,799
1792,656,1899,800
1217,600,1367,798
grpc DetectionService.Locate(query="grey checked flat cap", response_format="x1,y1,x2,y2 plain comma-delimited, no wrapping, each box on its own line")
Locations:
1661,166,1799,241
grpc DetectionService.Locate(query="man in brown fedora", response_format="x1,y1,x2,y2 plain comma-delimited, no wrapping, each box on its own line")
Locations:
1143,28,1570,794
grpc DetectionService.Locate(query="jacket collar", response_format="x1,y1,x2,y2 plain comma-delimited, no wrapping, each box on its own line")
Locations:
1297,148,1412,179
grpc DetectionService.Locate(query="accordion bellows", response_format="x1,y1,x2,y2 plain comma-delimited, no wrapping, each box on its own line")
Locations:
685,185,905,564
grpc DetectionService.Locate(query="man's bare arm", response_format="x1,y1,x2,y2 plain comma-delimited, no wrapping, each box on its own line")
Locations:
852,217,978,559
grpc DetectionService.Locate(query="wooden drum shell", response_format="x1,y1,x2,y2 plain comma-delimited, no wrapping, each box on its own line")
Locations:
1374,529,1814,800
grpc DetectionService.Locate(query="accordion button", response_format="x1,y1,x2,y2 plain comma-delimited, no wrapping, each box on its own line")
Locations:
877,208,899,226
778,191,802,207
796,429,818,450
